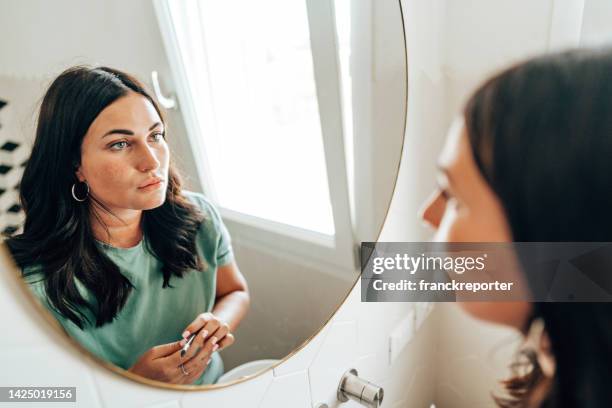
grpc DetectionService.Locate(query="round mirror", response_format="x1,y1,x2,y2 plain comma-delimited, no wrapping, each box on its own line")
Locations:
0,0,406,388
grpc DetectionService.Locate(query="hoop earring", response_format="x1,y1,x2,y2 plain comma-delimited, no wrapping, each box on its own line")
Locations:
71,181,89,202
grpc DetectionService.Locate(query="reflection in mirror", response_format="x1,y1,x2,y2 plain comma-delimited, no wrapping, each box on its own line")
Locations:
0,0,406,387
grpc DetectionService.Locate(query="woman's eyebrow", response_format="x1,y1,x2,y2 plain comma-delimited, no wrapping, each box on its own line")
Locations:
102,122,163,138
149,122,162,131
102,129,133,138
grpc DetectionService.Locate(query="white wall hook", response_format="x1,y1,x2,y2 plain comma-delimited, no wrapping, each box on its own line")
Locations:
151,70,177,110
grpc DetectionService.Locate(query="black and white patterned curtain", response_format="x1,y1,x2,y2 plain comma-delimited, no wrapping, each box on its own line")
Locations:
0,98,27,237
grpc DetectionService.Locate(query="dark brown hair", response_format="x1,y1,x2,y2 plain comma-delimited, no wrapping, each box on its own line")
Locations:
464,48,612,408
6,66,206,329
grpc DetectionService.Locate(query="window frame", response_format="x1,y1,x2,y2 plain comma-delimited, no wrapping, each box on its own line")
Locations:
153,0,357,272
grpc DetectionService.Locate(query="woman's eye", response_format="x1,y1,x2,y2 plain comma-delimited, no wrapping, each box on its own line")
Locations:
440,188,461,208
440,188,451,200
151,132,165,142
446,194,462,210
110,141,129,150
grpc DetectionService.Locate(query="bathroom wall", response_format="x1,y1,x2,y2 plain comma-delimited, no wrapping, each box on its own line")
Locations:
580,0,612,46
222,241,354,370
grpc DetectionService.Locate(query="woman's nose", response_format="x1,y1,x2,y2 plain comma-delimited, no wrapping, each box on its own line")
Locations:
419,190,444,229
137,144,161,173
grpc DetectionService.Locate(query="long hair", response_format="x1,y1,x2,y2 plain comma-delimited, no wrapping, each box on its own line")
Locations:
464,48,612,408
5,66,206,329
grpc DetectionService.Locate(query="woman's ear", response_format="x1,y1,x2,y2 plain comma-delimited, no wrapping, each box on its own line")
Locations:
74,165,85,182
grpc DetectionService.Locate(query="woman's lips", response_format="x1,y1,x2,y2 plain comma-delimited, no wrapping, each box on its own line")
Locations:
138,180,163,191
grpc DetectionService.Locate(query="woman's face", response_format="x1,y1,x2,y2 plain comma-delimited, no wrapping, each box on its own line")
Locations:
419,118,531,330
75,92,169,212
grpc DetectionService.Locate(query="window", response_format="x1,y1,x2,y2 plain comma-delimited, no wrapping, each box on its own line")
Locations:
155,0,356,269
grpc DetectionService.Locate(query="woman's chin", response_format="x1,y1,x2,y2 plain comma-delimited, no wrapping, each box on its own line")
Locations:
137,192,167,210
143,197,166,210
134,184,168,209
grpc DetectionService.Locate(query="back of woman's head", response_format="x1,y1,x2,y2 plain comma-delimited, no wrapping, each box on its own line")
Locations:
6,66,205,329
464,48,612,407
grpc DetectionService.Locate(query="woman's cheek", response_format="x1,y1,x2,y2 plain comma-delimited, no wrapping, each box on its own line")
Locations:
91,162,130,195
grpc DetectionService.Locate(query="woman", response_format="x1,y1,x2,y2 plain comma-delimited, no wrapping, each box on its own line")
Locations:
5,66,250,385
421,48,612,407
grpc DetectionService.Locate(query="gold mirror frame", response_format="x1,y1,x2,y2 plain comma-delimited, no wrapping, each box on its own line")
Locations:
1,0,408,391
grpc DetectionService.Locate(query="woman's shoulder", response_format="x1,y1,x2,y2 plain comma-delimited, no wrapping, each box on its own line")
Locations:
20,265,55,309
181,190,233,264
182,190,211,207
21,264,45,287
181,190,223,224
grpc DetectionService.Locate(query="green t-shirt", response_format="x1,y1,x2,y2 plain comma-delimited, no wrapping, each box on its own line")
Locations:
24,191,233,385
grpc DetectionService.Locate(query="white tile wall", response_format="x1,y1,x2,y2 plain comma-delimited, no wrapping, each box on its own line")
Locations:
90,365,186,408
260,371,310,408
272,324,330,378
147,401,181,408
0,346,103,408
308,321,359,405
181,370,273,408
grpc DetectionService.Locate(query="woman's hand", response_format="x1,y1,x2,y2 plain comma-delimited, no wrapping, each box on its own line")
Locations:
127,337,218,384
181,312,235,351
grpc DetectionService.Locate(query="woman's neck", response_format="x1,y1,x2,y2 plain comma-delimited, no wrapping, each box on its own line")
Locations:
90,206,143,248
